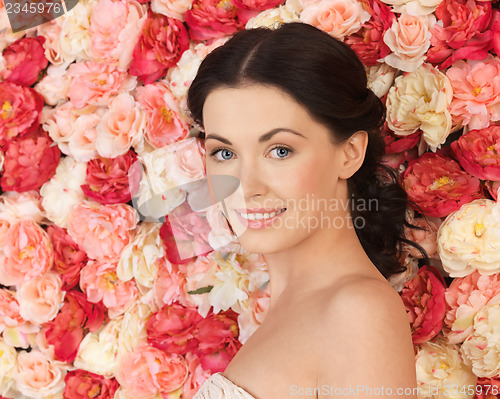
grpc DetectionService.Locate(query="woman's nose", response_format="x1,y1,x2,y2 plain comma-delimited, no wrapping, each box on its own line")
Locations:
237,159,267,201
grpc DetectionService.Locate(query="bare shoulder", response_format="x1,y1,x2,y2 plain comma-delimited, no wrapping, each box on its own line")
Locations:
316,277,417,399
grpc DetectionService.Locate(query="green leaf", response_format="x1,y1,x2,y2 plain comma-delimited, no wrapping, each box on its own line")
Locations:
187,285,214,295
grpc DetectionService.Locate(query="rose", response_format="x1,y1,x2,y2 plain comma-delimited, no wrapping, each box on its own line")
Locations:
344,0,395,66
129,12,190,85
194,309,242,372
17,272,64,325
237,282,270,344
153,257,189,307
151,0,193,21
402,148,483,218
380,122,420,169
36,19,67,67
0,337,17,396
67,61,137,109
0,220,54,287
426,0,493,70
34,64,72,106
66,201,139,262
146,302,202,354
64,370,119,399
402,216,441,259
0,191,45,225
382,13,435,72
0,36,48,86
182,353,212,399
0,128,61,193
0,81,44,150
59,0,94,62
115,343,188,397
89,0,147,69
446,55,500,131
399,265,446,344
80,150,142,205
47,224,88,290
299,0,371,40
379,0,442,15
184,0,245,42
80,260,139,318
244,4,299,29
42,290,105,363
451,125,500,181
0,289,24,333
231,0,285,25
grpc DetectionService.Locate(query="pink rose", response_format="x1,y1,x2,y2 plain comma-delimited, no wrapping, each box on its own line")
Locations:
403,216,441,259
194,309,242,372
130,11,190,84
0,36,48,86
80,260,138,318
89,0,147,69
80,150,141,205
344,0,394,66
486,180,500,201
399,265,447,344
17,272,64,325
168,137,206,180
451,125,500,181
476,377,500,399
153,257,189,307
15,350,66,398
160,201,214,264
0,128,61,193
0,288,24,332
230,0,284,24
444,270,500,344
182,353,212,399
427,0,493,70
0,81,44,149
47,225,88,290
184,0,244,42
115,343,189,397
380,122,421,169
136,82,190,148
43,291,105,363
64,369,119,399
66,201,139,262
146,302,203,354
0,220,54,287
446,55,500,130
402,148,484,218
67,61,137,109
36,19,65,66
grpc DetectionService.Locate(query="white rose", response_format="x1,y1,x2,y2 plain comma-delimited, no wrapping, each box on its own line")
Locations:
366,63,397,98
386,62,453,152
0,338,17,396
246,4,300,29
40,156,87,228
0,191,46,225
151,0,192,21
34,64,71,107
60,0,96,61
380,0,442,16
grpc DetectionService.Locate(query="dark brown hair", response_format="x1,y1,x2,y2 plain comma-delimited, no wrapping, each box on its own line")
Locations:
186,21,430,279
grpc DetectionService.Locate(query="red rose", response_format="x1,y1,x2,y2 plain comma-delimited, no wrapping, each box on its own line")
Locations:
194,309,242,372
476,377,500,399
402,148,484,218
0,128,61,192
400,265,447,345
129,12,190,85
230,0,285,24
345,0,395,66
47,225,88,290
80,150,141,204
185,0,245,42
0,36,48,86
146,302,203,354
43,290,106,363
381,122,421,168
451,125,500,181
0,81,44,149
64,370,119,399
426,0,493,70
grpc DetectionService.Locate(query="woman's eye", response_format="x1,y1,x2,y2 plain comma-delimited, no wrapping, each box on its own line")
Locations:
210,148,234,161
270,146,292,159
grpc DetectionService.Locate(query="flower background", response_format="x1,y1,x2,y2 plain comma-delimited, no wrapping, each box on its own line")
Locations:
0,0,499,397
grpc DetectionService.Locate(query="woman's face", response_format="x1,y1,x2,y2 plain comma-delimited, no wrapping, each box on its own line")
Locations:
202,84,351,255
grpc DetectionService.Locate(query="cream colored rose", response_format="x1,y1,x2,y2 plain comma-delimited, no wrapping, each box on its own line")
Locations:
416,337,477,399
96,93,146,158
437,199,500,278
117,301,152,358
40,156,87,228
114,387,163,399
117,222,165,292
460,303,500,378
60,0,96,62
15,350,66,399
151,0,192,21
34,64,71,107
74,318,122,377
380,0,441,16
0,191,46,225
382,13,435,72
386,62,453,151
0,338,17,396
17,272,64,325
246,4,300,29
366,63,397,98
299,0,371,40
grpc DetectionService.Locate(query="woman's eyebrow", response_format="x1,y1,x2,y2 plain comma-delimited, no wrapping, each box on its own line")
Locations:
205,128,307,145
